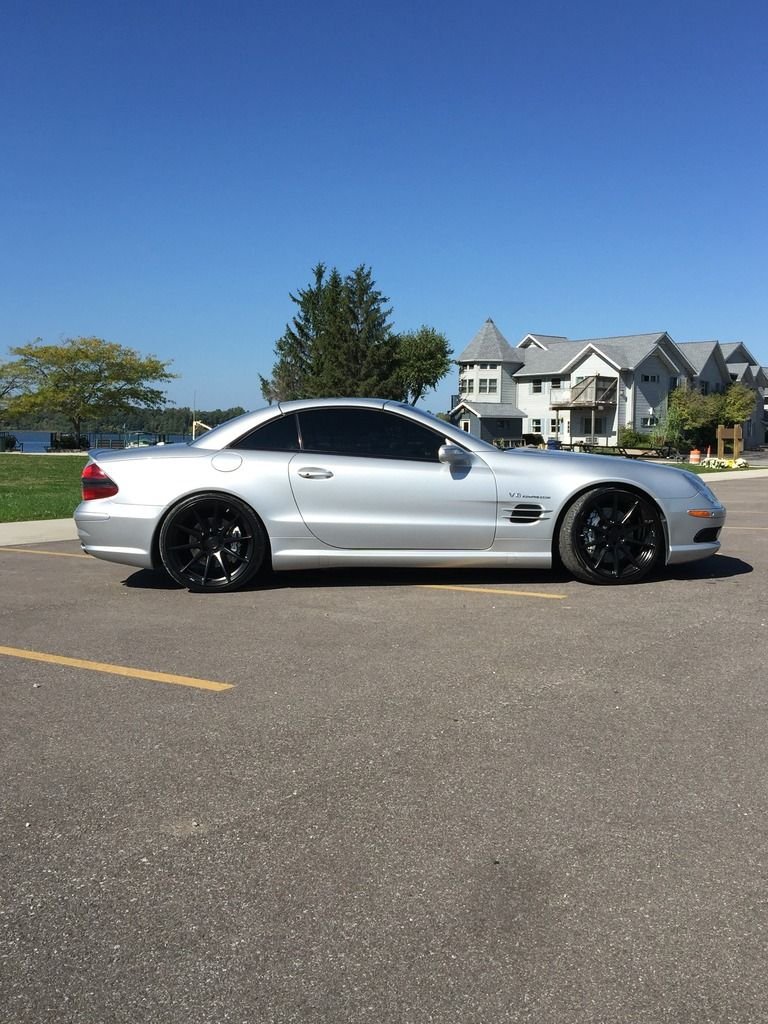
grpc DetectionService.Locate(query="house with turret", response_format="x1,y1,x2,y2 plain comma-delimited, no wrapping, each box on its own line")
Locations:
449,319,767,447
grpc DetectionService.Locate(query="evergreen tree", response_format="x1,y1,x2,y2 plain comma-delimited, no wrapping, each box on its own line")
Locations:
310,265,400,398
260,263,328,402
260,263,451,403
308,267,350,396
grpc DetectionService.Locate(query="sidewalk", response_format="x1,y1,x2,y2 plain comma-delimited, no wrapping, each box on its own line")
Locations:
0,518,79,546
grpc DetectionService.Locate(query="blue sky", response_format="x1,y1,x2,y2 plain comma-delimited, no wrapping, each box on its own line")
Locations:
1,0,766,414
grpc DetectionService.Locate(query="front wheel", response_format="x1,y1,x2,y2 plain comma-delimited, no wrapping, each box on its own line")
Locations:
159,494,267,592
558,487,663,584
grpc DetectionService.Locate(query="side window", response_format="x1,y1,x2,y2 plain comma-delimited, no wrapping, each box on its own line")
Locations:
231,414,300,451
298,408,444,462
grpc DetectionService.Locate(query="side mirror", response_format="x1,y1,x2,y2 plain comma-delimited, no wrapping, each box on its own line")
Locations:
438,443,471,466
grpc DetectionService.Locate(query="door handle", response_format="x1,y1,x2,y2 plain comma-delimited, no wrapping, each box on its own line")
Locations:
297,467,334,479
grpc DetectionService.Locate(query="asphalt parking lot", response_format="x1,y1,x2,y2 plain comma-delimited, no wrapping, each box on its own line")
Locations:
1,474,767,1024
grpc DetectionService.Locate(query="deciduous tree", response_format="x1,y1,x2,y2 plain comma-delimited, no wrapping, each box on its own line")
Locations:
5,337,176,438
395,326,452,405
721,381,756,425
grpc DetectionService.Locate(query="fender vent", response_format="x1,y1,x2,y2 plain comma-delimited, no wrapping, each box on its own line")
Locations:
504,503,544,524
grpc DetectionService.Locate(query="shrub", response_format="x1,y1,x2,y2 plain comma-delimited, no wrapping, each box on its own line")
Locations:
618,426,645,448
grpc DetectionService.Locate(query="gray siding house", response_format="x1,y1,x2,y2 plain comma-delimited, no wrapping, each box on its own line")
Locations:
449,321,766,448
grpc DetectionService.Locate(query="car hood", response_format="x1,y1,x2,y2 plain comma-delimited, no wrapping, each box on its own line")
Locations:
499,446,707,499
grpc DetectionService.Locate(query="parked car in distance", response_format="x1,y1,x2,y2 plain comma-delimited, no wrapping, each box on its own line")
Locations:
74,398,726,592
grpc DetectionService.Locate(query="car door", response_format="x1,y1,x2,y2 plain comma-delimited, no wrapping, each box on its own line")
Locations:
288,407,497,550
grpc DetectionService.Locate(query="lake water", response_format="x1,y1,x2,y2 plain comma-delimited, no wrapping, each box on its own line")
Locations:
2,430,191,453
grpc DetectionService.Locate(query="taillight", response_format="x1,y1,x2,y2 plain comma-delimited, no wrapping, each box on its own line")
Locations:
81,463,119,500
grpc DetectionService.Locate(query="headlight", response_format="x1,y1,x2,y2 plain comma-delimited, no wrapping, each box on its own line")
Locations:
688,474,720,504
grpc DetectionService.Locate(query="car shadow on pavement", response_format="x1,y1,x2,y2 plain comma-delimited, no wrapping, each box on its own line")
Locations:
661,553,752,582
120,553,751,593
121,565,576,592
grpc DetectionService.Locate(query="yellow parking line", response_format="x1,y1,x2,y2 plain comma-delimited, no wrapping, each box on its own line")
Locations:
0,645,233,692
1,547,89,558
420,584,566,600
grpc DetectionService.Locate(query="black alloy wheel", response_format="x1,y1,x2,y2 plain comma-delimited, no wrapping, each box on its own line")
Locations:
159,494,266,592
558,487,663,584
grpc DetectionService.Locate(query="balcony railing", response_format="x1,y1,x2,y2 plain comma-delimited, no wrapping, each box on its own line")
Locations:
550,376,618,408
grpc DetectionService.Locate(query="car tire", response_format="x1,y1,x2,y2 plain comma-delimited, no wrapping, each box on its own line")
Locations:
159,493,267,592
558,486,663,584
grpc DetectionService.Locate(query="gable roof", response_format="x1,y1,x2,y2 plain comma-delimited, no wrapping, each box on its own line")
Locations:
512,342,582,375
450,400,525,418
677,341,730,379
457,319,519,363
726,362,756,385
512,332,697,378
518,333,569,349
718,342,768,386
720,341,760,365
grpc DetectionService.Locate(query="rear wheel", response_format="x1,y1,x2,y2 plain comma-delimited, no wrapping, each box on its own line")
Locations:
558,487,663,584
159,494,267,592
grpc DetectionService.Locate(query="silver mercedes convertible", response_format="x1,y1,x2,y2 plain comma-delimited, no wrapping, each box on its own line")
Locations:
74,398,726,592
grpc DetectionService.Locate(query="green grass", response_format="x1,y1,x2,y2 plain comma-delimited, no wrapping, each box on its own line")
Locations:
0,454,89,522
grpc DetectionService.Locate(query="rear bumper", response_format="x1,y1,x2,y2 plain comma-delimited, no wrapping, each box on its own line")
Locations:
74,501,161,569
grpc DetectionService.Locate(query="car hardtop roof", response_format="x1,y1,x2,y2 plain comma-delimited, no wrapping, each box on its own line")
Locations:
191,397,497,451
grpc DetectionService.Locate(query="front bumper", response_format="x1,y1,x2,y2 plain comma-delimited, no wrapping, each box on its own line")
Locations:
665,497,726,565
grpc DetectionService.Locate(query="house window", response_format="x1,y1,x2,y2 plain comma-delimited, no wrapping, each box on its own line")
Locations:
642,374,659,383
531,419,542,433
532,380,542,393
584,416,604,433
669,376,678,391
460,420,470,432
551,378,561,389
479,379,488,393
700,381,709,395
487,379,497,393
641,416,659,427
550,418,563,433
459,379,466,393
466,380,474,393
